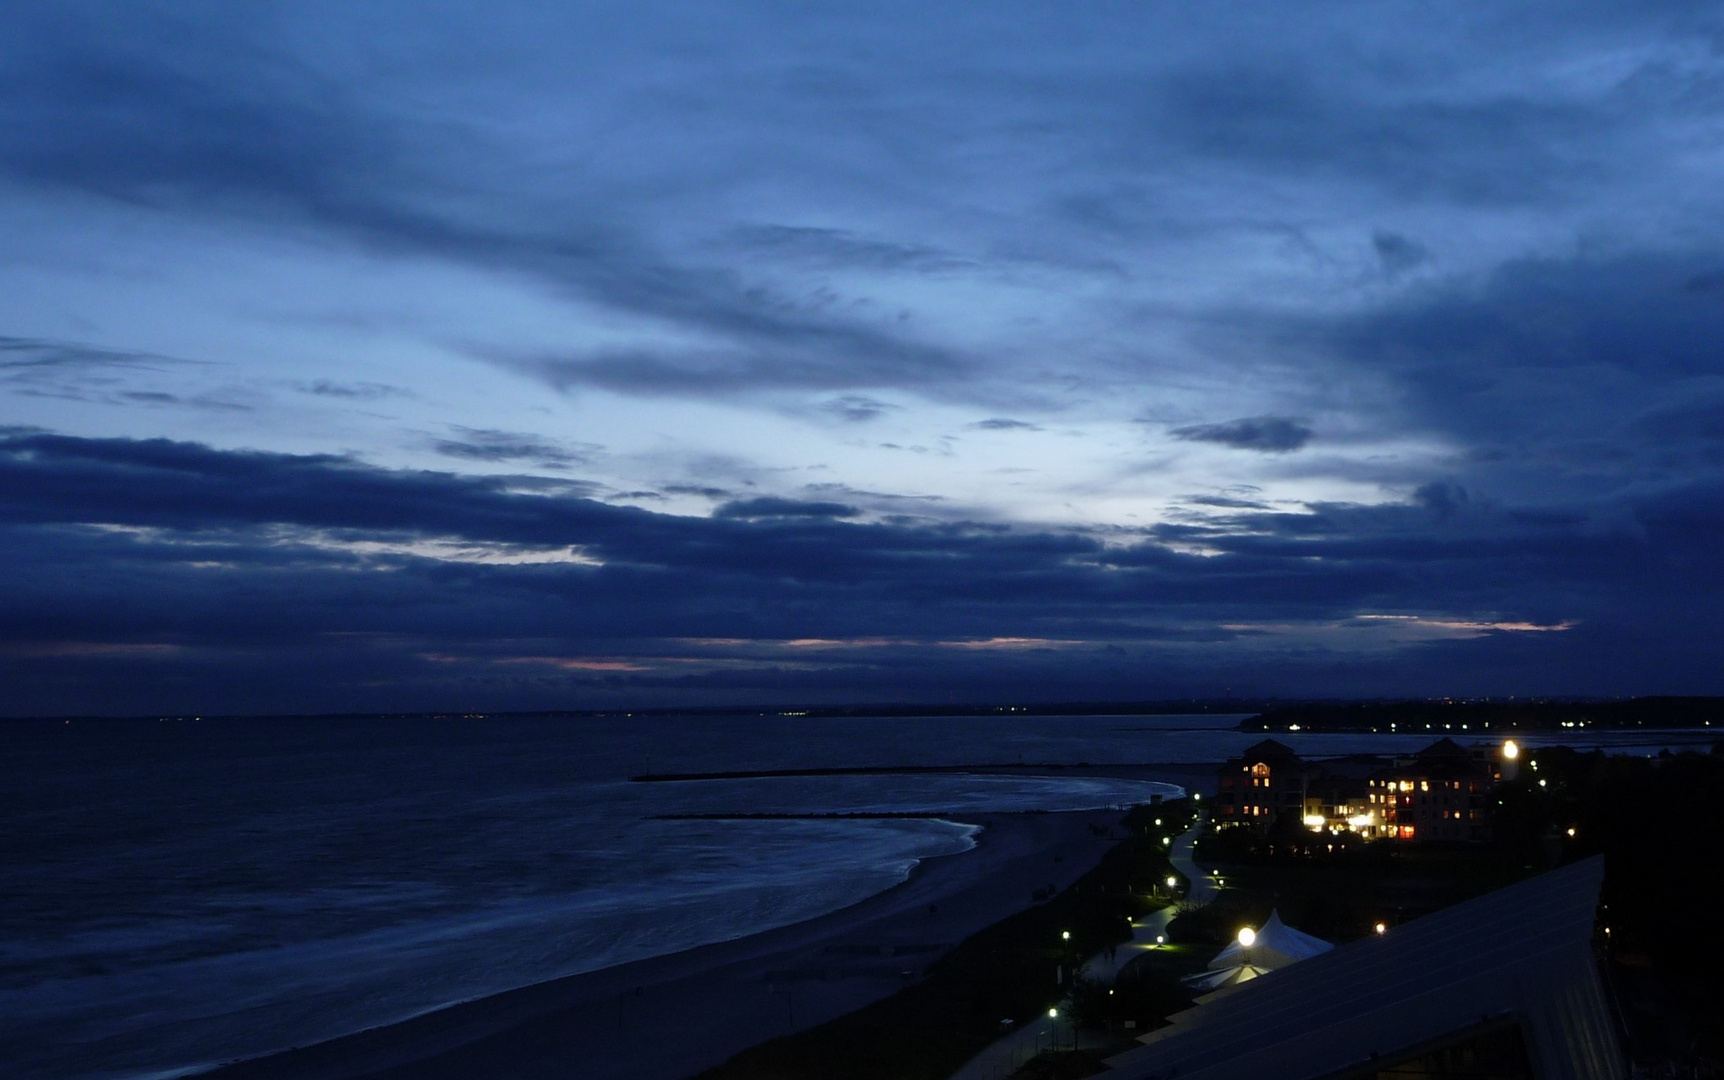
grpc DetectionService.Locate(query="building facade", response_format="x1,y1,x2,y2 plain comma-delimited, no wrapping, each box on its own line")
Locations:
1217,736,1504,843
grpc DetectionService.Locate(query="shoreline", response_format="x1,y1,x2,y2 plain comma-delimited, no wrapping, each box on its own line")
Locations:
192,799,1175,1080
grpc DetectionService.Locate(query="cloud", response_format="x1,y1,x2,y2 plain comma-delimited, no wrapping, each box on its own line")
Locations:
118,390,253,412
818,395,898,422
1,335,199,403
429,427,597,470
662,484,732,499
1170,415,1313,453
297,380,410,401
1264,249,1724,500
1183,494,1273,510
0,15,986,405
969,418,1042,432
727,225,970,273
1372,230,1432,277
2,431,1722,716
712,497,860,520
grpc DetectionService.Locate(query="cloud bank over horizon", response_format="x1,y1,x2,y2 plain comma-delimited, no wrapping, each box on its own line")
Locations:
3,2,1724,712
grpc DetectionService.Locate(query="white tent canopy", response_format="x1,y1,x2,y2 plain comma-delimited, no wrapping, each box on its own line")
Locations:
1207,910,1333,972
1182,962,1271,992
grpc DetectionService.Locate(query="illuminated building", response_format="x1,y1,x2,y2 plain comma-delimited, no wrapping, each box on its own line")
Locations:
1218,738,1501,843
1366,738,1497,843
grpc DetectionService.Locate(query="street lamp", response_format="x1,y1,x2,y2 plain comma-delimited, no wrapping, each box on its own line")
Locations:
1237,927,1256,948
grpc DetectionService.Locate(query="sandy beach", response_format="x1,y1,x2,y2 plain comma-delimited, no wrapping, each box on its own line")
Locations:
192,802,1152,1080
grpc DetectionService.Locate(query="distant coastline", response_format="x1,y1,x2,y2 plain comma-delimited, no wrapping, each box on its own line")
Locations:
9,694,1721,728
1240,694,1724,733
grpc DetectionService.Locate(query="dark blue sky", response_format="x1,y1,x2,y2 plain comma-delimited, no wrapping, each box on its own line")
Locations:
4,2,1724,714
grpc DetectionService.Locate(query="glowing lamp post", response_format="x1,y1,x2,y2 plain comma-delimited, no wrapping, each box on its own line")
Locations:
1501,739,1520,781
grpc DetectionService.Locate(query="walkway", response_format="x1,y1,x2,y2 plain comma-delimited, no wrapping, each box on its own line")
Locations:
947,812,1212,1080
1080,810,1211,983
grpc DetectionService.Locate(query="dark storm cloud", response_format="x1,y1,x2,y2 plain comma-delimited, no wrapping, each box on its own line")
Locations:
1170,416,1313,453
3,431,1723,713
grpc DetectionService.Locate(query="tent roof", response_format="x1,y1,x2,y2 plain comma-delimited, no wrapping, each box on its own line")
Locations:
1208,910,1333,971
1182,963,1270,992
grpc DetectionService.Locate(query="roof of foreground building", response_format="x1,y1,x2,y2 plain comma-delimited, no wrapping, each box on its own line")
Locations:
1105,856,1624,1080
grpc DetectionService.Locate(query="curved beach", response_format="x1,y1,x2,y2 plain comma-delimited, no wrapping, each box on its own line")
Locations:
195,806,1136,1080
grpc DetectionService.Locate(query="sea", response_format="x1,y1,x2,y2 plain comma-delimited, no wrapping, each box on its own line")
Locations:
1,711,1711,1080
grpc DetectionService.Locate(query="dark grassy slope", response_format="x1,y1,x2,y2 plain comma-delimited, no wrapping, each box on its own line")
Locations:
691,802,1193,1080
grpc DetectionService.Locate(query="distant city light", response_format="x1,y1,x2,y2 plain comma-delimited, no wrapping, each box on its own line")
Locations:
1375,922,1387,935
1049,1007,1059,1018
1162,836,1172,845
1502,740,1520,760
1061,930,1070,941
1566,827,1576,837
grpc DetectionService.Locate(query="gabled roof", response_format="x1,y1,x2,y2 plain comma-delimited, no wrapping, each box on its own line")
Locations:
1105,857,1622,1080
1414,736,1473,761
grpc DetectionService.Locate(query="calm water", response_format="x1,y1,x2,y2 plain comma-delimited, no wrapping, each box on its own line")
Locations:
0,713,1706,1080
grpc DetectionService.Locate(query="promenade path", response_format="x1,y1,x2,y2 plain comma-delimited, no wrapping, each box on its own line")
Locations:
946,812,1212,1080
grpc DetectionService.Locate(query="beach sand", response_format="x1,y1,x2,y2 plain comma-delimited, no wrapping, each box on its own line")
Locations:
194,805,1142,1080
